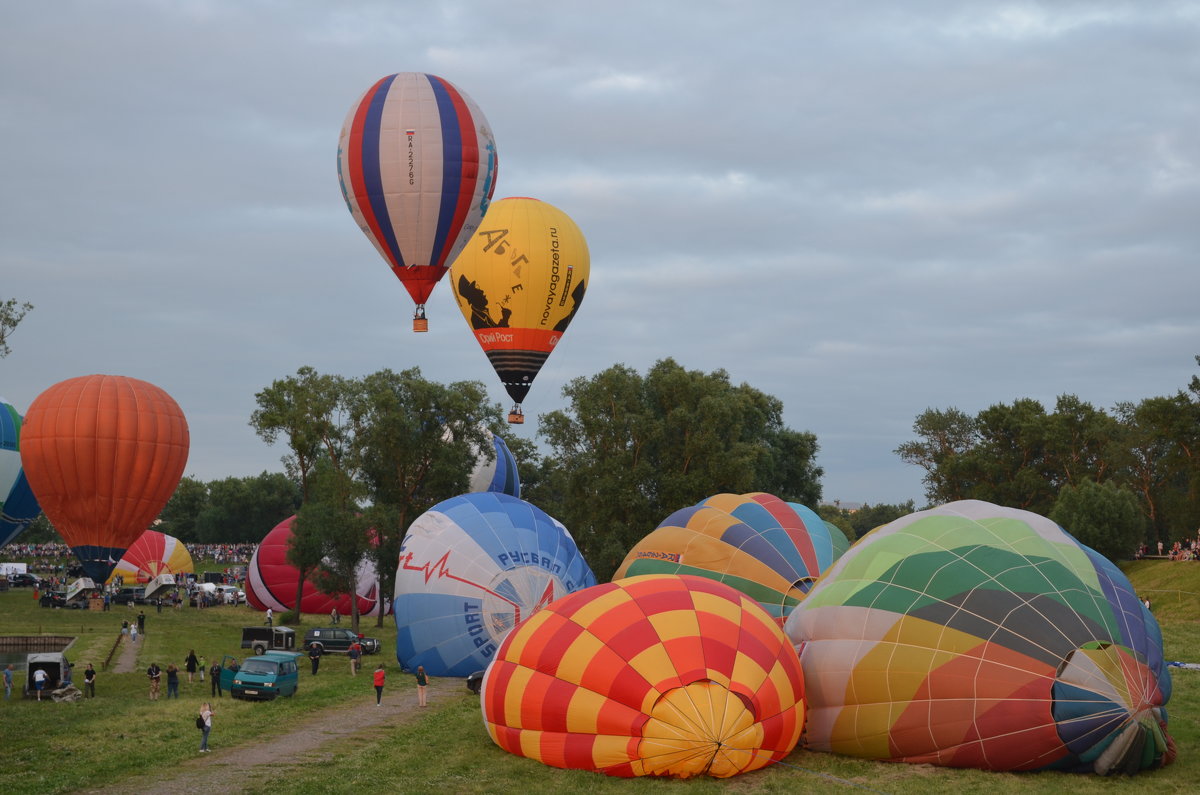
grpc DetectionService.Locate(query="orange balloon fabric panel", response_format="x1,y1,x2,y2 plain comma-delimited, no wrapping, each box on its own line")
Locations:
21,375,189,582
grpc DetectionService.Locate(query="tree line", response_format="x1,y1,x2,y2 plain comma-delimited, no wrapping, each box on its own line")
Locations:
894,355,1200,560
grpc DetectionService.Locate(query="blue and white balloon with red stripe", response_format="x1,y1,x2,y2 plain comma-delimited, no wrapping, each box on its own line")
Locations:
393,492,595,677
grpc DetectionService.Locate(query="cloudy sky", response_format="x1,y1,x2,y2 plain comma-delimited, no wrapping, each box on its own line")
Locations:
3,1,1197,507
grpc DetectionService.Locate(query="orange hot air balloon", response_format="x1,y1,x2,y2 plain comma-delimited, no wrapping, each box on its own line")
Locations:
20,375,189,583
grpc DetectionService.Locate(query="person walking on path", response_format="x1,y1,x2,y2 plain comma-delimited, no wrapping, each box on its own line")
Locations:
184,650,199,683
415,665,429,707
166,664,180,699
121,620,129,638
348,640,361,676
130,623,139,643
210,660,223,697
147,662,162,700
83,664,96,698
3,664,13,699
137,610,146,635
308,643,322,675
373,663,385,706
198,702,214,752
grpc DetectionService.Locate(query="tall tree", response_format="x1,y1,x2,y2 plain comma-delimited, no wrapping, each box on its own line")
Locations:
530,358,823,580
894,407,978,503
0,298,32,358
1050,479,1144,563
345,368,502,627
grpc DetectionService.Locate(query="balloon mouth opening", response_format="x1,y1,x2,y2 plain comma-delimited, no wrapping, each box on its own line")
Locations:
636,680,766,778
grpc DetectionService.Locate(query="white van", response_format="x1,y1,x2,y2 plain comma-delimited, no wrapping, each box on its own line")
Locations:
215,585,246,605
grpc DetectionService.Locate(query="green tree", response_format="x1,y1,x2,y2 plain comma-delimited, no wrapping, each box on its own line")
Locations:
530,358,823,580
251,367,347,501
157,476,210,542
1112,394,1197,545
193,472,299,543
895,407,978,504
0,298,32,358
1050,479,1145,563
294,459,371,633
344,368,503,627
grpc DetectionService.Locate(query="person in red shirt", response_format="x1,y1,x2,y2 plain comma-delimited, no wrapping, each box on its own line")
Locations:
373,663,385,706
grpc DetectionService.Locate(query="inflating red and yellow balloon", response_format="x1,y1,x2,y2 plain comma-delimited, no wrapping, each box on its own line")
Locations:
20,375,189,583
450,197,589,422
109,529,195,584
481,574,805,778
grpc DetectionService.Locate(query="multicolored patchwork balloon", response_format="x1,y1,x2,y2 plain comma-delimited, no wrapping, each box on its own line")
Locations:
393,492,595,676
614,492,849,624
785,499,1174,775
109,530,194,584
482,574,805,778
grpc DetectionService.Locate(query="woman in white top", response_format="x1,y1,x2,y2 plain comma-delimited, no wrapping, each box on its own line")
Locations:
198,702,214,752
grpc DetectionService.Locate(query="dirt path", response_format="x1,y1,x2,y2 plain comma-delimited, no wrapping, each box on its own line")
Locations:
110,633,139,674
79,675,462,794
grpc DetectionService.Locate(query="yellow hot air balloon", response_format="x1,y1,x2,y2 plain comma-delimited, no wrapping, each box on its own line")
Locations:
450,197,589,423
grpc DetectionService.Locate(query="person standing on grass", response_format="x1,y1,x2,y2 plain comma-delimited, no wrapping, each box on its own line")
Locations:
184,650,199,683
209,660,223,698
166,664,180,699
3,664,13,699
415,665,428,707
83,664,96,698
198,654,207,682
147,662,162,700
265,607,273,626
198,702,213,752
348,640,360,676
308,643,322,675
373,663,385,706
137,610,146,635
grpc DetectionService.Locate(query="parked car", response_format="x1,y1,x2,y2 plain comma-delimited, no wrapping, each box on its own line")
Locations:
302,627,380,655
221,652,300,700
214,585,246,605
8,572,41,588
240,626,296,656
111,587,146,605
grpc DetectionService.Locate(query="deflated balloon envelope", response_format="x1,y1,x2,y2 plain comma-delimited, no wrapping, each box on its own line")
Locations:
614,492,849,624
481,574,805,778
393,492,595,676
785,499,1174,775
0,399,41,548
20,375,189,583
109,530,195,584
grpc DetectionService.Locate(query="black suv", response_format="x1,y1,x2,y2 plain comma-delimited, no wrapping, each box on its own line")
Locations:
111,587,146,605
303,627,380,655
8,573,41,588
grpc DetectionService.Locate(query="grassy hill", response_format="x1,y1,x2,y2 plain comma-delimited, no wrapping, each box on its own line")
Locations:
1121,559,1200,622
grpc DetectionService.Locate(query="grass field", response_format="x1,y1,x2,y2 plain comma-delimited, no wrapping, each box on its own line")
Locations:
0,560,1197,794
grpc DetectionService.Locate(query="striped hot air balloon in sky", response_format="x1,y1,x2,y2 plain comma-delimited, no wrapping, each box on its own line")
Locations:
337,72,498,331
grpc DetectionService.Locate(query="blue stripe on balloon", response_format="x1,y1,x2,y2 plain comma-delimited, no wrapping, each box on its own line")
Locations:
427,75,465,270
362,74,403,267
0,470,41,547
